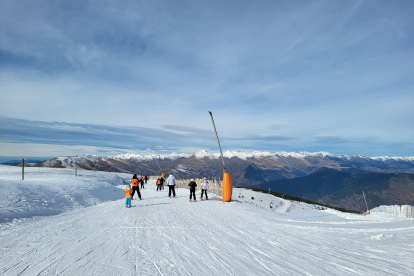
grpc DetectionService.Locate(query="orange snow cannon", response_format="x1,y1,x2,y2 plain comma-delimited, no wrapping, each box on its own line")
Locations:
209,111,233,202
222,170,233,202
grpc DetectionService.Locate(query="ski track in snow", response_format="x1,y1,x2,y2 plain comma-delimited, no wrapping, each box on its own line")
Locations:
1,166,414,275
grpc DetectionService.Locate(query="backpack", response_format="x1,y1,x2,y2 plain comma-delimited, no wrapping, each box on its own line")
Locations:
157,179,161,184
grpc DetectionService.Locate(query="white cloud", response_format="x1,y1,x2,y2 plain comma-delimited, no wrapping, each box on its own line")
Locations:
0,142,138,157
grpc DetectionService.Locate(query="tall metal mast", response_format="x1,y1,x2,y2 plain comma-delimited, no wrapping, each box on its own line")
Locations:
209,111,227,173
154,158,162,172
362,191,369,212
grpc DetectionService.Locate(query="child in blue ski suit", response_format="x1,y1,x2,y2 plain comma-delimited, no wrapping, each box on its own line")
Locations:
125,184,132,208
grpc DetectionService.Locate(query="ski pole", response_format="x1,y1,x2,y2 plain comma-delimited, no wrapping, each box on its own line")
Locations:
121,177,124,199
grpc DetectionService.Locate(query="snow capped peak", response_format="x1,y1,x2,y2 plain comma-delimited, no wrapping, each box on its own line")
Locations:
194,150,220,159
113,153,144,160
41,150,414,166
371,156,414,162
113,152,192,162
194,150,274,160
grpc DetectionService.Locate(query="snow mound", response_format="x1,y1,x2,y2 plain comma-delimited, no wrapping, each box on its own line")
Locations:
0,166,131,224
233,188,323,213
370,205,414,218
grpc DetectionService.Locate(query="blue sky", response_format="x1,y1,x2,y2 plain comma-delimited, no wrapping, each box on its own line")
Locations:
0,0,413,158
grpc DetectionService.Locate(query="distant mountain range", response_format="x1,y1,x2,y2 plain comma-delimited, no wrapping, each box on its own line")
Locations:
10,150,414,211
11,149,414,181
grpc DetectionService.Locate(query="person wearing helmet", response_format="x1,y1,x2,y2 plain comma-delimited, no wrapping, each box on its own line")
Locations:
125,184,132,208
201,177,208,200
188,179,197,201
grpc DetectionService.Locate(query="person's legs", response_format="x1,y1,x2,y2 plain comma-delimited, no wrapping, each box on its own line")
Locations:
168,186,172,197
131,188,135,198
173,186,176,197
137,188,142,199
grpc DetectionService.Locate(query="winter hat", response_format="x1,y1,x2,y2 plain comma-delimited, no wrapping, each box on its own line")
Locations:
191,179,194,181
203,177,207,180
127,184,131,188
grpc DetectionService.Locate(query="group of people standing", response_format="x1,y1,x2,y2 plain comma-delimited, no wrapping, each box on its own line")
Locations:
188,177,208,201
124,174,149,207
124,173,209,207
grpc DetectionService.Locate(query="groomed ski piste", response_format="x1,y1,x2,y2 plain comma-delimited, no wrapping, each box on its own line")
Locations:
1,166,414,275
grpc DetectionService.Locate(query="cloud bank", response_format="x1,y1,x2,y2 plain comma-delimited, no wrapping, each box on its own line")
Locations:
0,0,413,157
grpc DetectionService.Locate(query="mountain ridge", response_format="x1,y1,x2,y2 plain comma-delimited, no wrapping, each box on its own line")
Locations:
12,150,414,187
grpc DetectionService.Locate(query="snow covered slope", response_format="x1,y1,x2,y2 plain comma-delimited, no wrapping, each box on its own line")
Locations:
1,166,414,275
0,165,130,223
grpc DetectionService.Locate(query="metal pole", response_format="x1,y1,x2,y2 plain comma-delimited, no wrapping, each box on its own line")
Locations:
21,159,24,180
363,191,369,212
153,157,162,172
208,111,227,172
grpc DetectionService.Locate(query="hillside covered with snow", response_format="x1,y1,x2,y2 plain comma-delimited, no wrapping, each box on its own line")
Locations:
1,166,414,275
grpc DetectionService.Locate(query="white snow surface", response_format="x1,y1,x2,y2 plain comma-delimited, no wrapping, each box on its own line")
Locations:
371,205,414,218
1,166,414,275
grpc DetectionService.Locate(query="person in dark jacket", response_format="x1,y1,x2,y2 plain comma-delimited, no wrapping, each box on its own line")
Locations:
159,177,165,190
188,179,197,201
140,176,144,189
156,177,162,191
131,174,141,200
